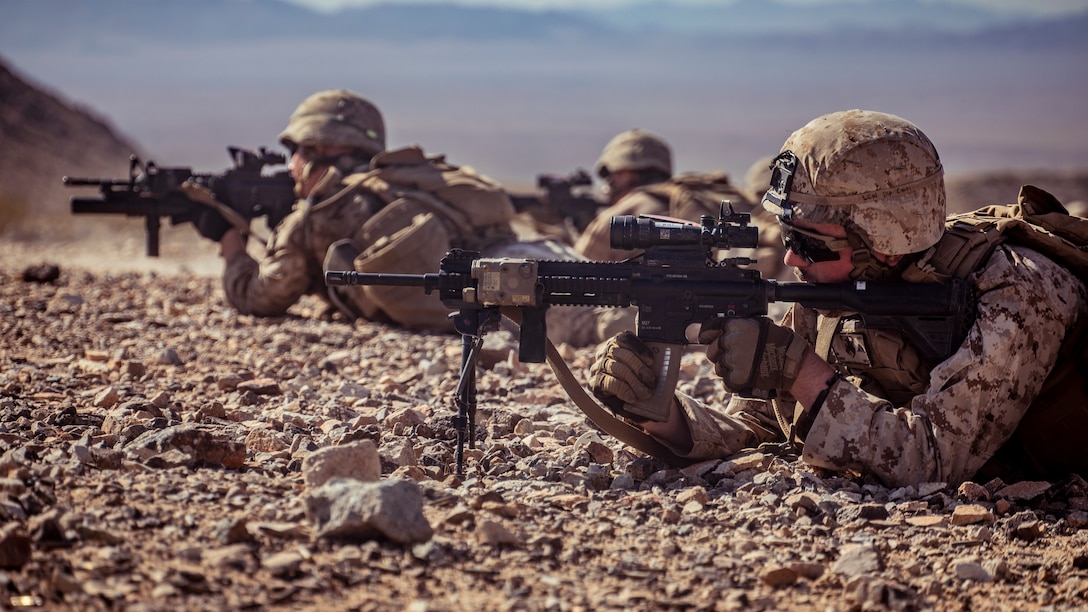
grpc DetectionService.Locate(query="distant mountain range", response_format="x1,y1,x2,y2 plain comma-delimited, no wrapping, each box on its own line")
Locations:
3,0,1086,199
3,0,1087,49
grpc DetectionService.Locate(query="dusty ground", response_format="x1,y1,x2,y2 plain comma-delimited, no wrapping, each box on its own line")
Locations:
2,224,1088,612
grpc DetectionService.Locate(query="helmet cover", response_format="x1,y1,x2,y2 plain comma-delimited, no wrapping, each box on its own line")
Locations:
762,109,945,255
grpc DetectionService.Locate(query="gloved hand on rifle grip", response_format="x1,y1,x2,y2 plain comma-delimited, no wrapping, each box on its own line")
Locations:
194,209,231,242
587,331,660,419
698,317,810,398
179,181,233,242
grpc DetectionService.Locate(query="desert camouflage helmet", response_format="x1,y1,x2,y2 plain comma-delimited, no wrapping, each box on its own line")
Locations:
742,154,776,205
595,129,673,178
278,89,386,157
762,109,945,255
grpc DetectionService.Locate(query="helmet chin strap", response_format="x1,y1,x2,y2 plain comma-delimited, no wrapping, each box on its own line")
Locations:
844,224,905,282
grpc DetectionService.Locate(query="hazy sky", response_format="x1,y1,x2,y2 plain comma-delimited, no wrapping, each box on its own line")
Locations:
284,0,1088,17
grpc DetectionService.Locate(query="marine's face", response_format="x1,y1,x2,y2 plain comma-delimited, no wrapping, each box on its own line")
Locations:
288,143,355,198
780,220,854,283
781,219,904,283
602,169,643,204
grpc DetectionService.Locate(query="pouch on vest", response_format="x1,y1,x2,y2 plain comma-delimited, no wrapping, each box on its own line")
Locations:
353,146,517,252
904,185,1088,481
323,238,383,322
353,198,454,331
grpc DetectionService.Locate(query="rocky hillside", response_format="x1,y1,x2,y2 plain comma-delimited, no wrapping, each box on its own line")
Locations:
0,59,141,238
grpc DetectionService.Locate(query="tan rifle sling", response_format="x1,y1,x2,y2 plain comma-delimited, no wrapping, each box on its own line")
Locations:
500,308,693,467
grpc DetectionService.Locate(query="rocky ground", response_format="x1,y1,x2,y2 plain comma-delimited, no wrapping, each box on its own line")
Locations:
2,236,1088,612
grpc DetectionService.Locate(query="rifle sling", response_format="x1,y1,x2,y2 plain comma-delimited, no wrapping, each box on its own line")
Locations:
178,180,257,238
497,307,694,467
784,314,842,443
545,339,695,468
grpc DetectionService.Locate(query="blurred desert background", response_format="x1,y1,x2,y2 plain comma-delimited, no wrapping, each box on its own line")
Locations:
2,0,1087,276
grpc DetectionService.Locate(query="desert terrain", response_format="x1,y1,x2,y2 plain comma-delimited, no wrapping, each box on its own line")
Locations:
4,47,1088,610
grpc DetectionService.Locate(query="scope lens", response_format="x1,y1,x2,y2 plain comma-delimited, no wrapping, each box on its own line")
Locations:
609,214,759,251
610,215,704,249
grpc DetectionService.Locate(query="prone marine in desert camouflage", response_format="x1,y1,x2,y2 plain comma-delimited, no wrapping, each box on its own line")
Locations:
589,109,1088,487
197,88,627,348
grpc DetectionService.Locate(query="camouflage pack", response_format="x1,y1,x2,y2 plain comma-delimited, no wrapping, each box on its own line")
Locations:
350,145,516,244
906,184,1088,481
635,171,758,222
340,145,517,329
905,184,1088,284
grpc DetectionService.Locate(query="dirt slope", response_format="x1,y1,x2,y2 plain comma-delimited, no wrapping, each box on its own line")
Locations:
0,60,141,231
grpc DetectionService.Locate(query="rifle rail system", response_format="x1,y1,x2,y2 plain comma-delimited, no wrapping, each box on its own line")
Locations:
65,146,295,256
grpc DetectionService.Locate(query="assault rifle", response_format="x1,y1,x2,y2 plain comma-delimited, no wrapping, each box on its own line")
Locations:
65,146,296,256
507,168,604,233
325,208,973,475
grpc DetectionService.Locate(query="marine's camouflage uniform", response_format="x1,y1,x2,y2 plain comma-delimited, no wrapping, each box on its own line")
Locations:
223,183,380,318
666,243,1088,487
222,175,630,348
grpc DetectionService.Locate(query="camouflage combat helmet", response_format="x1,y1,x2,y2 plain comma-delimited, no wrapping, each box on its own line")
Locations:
762,109,945,256
279,89,386,157
742,154,776,205
595,129,673,178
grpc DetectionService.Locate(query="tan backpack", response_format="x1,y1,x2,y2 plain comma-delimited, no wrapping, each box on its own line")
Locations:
904,185,1088,481
635,171,759,221
339,146,518,329
905,185,1088,283
349,145,516,249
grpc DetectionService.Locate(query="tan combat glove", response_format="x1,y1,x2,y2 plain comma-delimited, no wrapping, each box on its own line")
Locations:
698,317,810,398
178,181,252,241
587,331,666,422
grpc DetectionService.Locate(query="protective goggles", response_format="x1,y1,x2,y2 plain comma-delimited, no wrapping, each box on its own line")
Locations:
779,219,849,263
283,142,323,161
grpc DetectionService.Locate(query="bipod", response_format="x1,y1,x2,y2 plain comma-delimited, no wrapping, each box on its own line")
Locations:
450,307,501,478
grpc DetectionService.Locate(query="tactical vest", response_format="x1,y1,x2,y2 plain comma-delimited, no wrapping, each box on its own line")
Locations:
635,172,755,222
319,146,518,329
800,185,1088,481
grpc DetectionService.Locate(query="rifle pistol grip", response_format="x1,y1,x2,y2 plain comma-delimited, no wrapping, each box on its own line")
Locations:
623,341,684,422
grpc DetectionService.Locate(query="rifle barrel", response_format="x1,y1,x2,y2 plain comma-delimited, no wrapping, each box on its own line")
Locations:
324,271,430,287
773,280,969,316
63,177,130,187
70,197,192,217
70,198,143,215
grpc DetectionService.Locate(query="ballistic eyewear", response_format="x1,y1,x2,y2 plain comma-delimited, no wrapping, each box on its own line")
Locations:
779,220,850,264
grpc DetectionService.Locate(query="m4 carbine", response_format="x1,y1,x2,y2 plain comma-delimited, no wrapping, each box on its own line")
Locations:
326,209,973,475
507,168,604,233
65,146,296,256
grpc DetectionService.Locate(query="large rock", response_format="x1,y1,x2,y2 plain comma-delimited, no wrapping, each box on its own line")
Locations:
301,439,381,488
124,423,247,469
303,478,433,544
